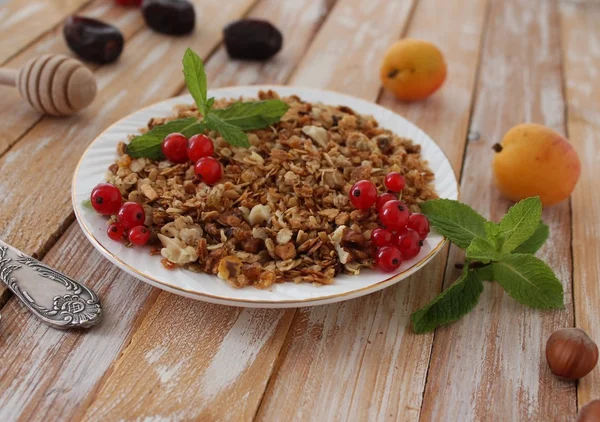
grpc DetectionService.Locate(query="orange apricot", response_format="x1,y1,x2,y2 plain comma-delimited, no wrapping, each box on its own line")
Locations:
492,124,580,206
379,39,447,101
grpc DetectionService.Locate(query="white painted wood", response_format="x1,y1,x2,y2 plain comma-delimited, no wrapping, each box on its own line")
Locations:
421,0,576,420
0,0,90,65
257,0,488,420
560,1,600,408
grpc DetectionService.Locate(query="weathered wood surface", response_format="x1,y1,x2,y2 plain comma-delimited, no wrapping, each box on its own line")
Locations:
0,0,597,420
0,0,91,65
560,0,600,409
257,0,488,420
0,0,257,301
420,0,576,420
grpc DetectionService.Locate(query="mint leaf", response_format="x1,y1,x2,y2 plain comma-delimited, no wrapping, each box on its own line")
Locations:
211,100,290,131
81,198,93,209
181,122,206,138
492,254,564,309
496,197,542,254
205,114,250,148
183,48,208,115
411,269,484,333
420,199,487,249
206,97,215,112
466,236,504,263
474,265,494,281
513,221,549,254
127,117,199,160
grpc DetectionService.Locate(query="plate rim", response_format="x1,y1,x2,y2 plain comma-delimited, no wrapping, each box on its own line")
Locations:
72,85,457,307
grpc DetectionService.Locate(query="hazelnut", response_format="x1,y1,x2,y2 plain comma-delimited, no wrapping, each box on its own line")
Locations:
577,399,600,422
546,328,598,379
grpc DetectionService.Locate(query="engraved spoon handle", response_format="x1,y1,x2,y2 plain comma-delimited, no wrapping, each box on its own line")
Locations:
0,239,102,329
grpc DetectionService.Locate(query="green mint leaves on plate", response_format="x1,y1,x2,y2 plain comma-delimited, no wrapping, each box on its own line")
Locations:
127,48,289,158
412,196,563,333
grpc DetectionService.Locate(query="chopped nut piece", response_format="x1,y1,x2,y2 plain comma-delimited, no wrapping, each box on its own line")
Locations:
302,125,328,147
248,204,271,226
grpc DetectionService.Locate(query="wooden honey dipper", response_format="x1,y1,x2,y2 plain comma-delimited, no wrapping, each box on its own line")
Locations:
0,54,97,116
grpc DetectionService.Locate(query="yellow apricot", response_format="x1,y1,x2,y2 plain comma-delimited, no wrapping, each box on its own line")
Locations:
379,39,447,101
493,124,580,206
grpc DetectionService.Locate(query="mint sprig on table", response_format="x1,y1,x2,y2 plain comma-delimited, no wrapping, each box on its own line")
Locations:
411,196,564,333
127,48,289,159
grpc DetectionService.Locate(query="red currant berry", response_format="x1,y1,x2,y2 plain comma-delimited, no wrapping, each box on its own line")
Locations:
396,228,421,260
371,228,393,247
380,200,410,231
384,172,406,192
117,202,146,229
107,222,125,241
375,246,403,272
194,157,222,185
91,183,122,215
408,213,430,240
115,0,142,6
187,134,214,162
376,192,396,212
390,227,408,246
349,180,377,209
128,225,151,246
162,133,188,163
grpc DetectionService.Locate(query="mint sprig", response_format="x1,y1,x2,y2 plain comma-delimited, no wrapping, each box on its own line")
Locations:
127,48,289,158
412,196,564,333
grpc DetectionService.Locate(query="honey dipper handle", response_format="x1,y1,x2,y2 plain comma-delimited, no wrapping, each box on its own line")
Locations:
0,68,17,87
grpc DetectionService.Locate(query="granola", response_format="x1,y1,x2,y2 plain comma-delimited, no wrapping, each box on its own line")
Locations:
106,91,438,288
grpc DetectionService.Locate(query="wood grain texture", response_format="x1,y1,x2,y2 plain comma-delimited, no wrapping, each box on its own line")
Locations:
0,0,257,300
0,0,144,161
560,1,600,407
289,0,415,99
78,0,335,419
420,0,576,420
0,225,158,422
204,0,335,88
82,298,294,421
0,0,91,65
256,0,488,420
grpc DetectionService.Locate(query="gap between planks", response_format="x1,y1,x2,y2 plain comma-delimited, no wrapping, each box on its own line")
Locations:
0,0,330,420
559,0,600,408
420,0,576,420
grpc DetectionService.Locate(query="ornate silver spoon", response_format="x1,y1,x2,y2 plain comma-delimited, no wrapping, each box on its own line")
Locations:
0,240,102,329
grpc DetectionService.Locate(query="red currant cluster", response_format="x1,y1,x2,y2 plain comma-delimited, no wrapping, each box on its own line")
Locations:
91,183,150,246
348,172,430,272
162,133,222,184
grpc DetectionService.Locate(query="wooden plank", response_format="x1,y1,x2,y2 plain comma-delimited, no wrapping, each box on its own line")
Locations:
1,0,332,420
0,0,257,301
560,1,600,408
255,0,487,420
84,298,294,421
289,0,415,99
0,1,144,161
0,0,92,65
0,225,158,421
420,0,576,420
77,1,338,420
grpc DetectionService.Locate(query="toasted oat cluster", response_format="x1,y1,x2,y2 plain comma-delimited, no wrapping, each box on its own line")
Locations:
106,91,437,288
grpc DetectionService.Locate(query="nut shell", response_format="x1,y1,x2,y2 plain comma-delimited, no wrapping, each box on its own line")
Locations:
546,328,598,379
577,399,600,422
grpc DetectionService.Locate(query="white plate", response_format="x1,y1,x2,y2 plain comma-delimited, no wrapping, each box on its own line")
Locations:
72,86,458,308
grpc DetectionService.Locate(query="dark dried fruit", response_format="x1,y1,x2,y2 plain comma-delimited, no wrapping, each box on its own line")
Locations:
63,16,124,64
223,19,283,61
142,0,195,35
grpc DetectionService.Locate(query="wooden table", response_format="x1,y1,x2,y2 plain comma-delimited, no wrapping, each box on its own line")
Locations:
0,0,597,420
